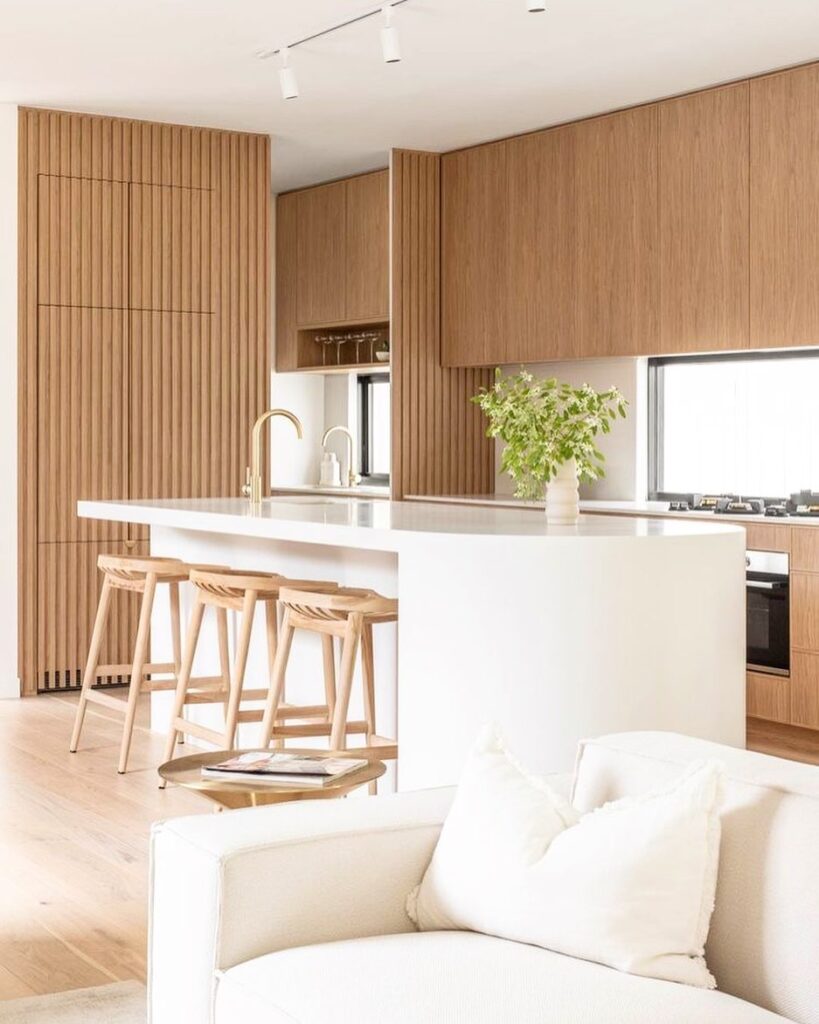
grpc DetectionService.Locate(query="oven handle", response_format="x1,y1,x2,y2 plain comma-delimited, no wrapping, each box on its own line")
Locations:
746,579,788,590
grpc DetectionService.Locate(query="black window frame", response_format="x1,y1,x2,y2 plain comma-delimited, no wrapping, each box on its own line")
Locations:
647,348,819,501
358,373,390,486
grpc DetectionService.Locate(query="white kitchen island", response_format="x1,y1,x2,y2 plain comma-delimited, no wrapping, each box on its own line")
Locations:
78,497,746,789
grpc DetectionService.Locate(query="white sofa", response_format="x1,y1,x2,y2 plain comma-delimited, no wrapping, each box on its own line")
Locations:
149,732,819,1023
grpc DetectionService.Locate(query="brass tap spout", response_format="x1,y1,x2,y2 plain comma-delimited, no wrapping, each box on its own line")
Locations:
321,425,359,488
242,409,303,504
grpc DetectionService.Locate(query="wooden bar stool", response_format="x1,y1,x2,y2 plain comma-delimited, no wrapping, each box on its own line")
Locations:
160,569,339,781
259,587,399,789
69,555,221,775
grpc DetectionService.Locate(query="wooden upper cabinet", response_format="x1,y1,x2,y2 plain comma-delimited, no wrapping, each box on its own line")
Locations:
751,64,819,347
275,191,299,371
659,83,750,352
506,126,577,363
573,105,659,357
441,141,509,367
345,170,389,320
38,175,129,308
296,180,347,326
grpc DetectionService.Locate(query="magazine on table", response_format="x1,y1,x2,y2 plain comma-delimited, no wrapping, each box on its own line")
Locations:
201,751,368,787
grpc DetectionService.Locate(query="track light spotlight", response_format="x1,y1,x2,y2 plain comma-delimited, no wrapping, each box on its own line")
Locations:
278,46,299,100
380,3,401,63
528,0,546,10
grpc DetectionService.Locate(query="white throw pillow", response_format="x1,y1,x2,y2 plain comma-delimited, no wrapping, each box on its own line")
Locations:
408,730,723,989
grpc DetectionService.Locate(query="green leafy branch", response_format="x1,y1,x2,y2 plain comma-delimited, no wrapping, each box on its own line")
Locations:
472,369,628,501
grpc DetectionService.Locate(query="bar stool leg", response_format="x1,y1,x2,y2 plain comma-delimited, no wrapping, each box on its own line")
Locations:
118,572,157,774
259,608,296,747
330,612,364,751
361,622,379,795
159,592,206,788
169,581,183,743
222,590,257,749
216,606,231,727
322,635,337,723
69,576,114,754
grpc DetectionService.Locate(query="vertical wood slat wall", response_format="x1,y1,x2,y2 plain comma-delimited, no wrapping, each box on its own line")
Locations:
18,108,270,695
390,150,493,498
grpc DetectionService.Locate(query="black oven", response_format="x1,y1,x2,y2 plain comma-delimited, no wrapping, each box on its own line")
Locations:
746,551,790,676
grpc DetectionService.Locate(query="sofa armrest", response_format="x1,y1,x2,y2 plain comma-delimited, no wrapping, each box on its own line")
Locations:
148,786,454,1024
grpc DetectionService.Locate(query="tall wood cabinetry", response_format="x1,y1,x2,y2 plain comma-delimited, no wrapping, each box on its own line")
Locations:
276,170,389,372
19,108,270,695
442,62,819,366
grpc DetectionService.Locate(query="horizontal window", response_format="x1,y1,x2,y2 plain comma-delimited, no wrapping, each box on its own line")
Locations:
648,350,819,500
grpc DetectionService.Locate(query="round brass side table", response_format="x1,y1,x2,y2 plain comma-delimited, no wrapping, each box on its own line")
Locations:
158,748,386,810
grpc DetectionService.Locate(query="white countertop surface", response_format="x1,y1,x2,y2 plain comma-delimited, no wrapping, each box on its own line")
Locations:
271,484,390,499
406,493,819,527
77,496,741,553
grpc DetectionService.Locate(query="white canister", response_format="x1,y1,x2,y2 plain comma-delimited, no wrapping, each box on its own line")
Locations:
320,451,341,488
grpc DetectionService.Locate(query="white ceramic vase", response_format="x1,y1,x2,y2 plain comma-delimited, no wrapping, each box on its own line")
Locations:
545,458,580,525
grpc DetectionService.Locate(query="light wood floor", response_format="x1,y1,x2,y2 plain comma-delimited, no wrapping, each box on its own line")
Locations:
0,692,205,1000
1,696,818,1002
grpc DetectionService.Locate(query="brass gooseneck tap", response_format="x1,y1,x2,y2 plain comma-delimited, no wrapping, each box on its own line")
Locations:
242,409,303,504
321,425,360,488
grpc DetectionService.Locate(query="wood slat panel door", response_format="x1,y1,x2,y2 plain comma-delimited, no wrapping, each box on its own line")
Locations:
37,175,129,309
345,171,389,321
751,64,819,347
130,183,215,313
37,307,129,543
573,105,659,358
659,83,750,352
130,311,221,503
506,126,577,363
36,540,146,693
296,181,346,325
441,141,509,367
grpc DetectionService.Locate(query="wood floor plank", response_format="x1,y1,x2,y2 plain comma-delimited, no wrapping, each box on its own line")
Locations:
0,694,206,997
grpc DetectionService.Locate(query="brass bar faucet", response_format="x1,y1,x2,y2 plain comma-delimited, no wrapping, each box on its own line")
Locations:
242,409,303,504
321,425,360,488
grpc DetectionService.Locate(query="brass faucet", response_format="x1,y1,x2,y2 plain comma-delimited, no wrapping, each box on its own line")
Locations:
242,409,303,504
321,425,360,488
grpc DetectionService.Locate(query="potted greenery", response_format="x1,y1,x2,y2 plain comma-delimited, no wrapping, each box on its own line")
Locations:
472,369,628,525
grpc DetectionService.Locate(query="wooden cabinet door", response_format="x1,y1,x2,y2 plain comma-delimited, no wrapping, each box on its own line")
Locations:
659,83,749,352
441,141,509,367
38,175,129,308
130,183,215,313
37,307,128,543
296,181,346,325
791,650,819,730
506,126,577,363
345,171,389,321
275,192,299,371
130,311,225,504
573,106,659,357
751,64,819,347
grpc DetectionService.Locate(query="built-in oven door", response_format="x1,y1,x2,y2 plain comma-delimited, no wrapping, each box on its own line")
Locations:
746,553,790,676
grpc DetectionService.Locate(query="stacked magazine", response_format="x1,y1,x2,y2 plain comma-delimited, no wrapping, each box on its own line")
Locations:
201,751,368,787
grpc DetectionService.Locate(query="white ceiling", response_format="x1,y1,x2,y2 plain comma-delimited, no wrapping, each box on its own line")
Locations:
1,0,817,192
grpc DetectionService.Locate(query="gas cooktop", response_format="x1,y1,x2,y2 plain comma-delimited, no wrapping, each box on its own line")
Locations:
667,492,819,517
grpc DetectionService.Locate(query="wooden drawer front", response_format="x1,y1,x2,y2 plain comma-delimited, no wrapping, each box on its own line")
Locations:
742,522,790,552
791,651,819,730
747,670,789,725
791,528,819,572
792,572,819,651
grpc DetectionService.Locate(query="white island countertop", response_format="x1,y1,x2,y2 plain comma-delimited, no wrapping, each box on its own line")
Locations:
77,496,742,553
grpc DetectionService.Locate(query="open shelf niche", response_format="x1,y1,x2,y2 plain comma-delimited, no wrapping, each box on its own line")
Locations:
296,321,390,373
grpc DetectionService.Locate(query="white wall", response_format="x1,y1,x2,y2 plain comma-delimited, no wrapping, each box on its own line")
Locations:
0,105,18,698
494,357,646,501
